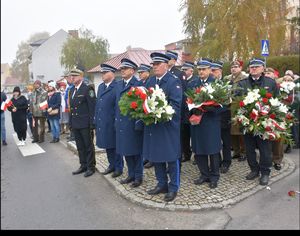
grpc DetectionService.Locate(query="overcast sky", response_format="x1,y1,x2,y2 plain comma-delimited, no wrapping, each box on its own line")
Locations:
1,0,186,65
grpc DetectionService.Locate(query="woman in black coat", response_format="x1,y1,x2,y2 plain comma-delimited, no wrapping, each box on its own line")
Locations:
8,86,28,146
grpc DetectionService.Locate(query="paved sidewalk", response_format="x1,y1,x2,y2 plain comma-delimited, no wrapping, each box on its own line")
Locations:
64,139,296,211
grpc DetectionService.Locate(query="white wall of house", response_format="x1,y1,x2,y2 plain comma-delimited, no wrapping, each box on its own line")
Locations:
31,29,69,83
93,73,103,96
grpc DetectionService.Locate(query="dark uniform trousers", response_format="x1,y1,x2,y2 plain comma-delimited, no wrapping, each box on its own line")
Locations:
221,127,232,166
195,154,220,183
106,149,123,172
154,160,180,192
244,134,272,175
125,155,143,181
181,123,192,159
73,128,96,171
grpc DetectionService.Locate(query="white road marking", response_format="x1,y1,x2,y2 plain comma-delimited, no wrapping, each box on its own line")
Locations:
12,133,45,157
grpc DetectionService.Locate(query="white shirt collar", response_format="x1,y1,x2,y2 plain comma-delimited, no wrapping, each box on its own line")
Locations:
124,76,133,85
187,75,193,80
75,81,83,90
156,71,168,82
201,77,209,83
105,81,112,88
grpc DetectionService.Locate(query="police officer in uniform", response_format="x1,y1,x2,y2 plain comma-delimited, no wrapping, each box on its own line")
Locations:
180,61,197,163
211,60,232,173
137,64,154,169
166,50,188,168
115,58,144,188
137,64,151,84
144,52,182,202
189,58,223,189
237,58,278,185
70,67,96,177
166,50,185,81
95,64,124,178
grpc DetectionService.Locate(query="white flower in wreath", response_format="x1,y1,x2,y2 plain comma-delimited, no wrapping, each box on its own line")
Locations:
206,84,215,94
280,81,295,93
165,105,175,115
243,89,261,105
278,104,289,113
269,97,281,107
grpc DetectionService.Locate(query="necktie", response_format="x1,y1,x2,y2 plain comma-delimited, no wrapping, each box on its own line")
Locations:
104,84,107,90
156,78,160,85
72,88,77,99
123,80,127,88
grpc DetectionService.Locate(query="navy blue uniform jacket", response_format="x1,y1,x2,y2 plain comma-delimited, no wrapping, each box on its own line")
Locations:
95,80,118,149
143,72,182,162
189,76,224,155
115,76,143,156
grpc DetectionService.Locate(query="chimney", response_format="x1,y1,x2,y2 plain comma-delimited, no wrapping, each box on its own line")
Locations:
68,30,78,38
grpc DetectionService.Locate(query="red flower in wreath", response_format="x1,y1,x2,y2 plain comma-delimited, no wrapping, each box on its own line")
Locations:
266,93,273,99
239,101,245,107
131,102,138,109
139,93,147,101
262,98,269,104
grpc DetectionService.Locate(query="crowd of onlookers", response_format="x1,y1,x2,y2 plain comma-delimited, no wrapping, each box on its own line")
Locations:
1,74,75,146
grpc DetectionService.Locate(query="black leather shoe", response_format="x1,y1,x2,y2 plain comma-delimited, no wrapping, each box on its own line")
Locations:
111,171,122,178
238,155,247,162
164,192,177,202
273,163,282,171
38,140,44,143
2,141,7,145
209,182,218,189
147,186,168,195
144,162,154,169
54,138,60,143
194,177,210,185
192,159,197,165
131,179,143,188
84,169,95,177
32,140,38,143
259,175,269,185
220,165,230,174
120,176,134,184
246,171,259,180
50,139,56,143
102,168,115,175
72,167,87,175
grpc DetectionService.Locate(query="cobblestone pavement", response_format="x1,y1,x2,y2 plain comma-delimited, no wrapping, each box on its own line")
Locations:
93,150,296,211
64,139,296,211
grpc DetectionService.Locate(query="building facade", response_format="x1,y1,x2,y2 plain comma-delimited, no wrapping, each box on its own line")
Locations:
29,29,70,83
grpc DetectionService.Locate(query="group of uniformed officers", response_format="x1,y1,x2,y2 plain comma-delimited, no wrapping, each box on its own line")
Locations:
68,50,279,202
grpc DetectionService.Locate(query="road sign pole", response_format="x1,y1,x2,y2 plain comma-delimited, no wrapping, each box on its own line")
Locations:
265,56,267,67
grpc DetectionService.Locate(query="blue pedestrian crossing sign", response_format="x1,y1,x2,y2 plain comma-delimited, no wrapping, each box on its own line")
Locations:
261,40,269,57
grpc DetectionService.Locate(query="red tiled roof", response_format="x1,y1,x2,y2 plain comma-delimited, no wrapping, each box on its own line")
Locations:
88,48,184,73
